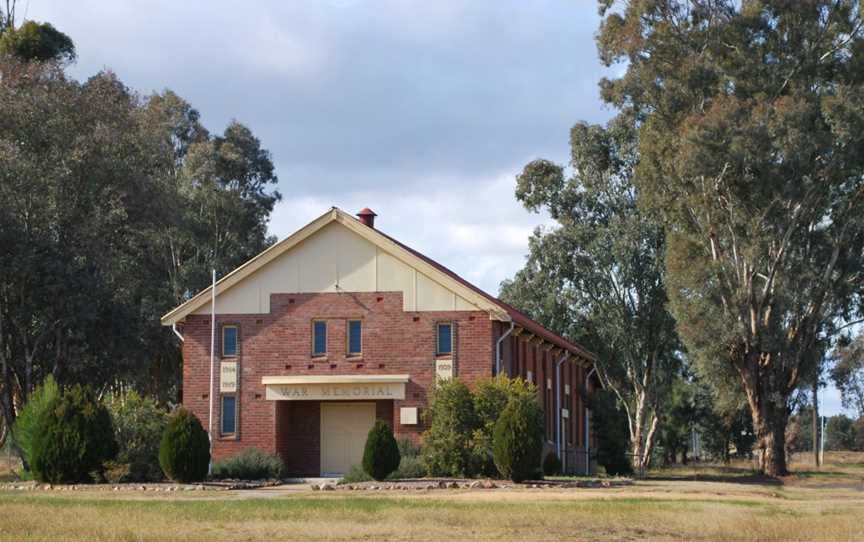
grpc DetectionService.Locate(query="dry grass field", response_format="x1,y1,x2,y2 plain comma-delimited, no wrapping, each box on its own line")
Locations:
0,452,862,541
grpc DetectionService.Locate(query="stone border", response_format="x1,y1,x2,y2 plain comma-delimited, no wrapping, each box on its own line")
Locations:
314,478,633,491
0,479,282,492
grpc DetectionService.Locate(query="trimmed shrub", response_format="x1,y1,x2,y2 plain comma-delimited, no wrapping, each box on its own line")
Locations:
492,395,544,483
473,376,537,476
362,420,400,481
11,376,60,470
30,385,118,483
211,448,285,480
421,378,478,477
543,451,562,476
106,391,168,482
159,408,210,483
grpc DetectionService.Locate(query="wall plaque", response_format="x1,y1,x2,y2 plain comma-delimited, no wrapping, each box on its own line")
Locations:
435,359,454,380
220,361,238,393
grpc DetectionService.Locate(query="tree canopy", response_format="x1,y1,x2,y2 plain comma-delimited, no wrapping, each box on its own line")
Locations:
0,55,280,439
501,115,680,471
596,0,864,475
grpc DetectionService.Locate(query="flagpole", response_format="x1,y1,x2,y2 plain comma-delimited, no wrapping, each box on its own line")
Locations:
208,268,216,472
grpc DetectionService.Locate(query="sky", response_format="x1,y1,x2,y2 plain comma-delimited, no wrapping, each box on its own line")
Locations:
23,0,855,417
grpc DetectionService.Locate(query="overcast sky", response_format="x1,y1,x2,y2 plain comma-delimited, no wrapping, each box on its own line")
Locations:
26,0,854,417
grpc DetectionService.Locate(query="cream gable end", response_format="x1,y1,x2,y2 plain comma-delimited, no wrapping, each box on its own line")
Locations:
191,220,481,316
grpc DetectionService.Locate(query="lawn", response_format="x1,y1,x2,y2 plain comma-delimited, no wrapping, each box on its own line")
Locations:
0,452,862,541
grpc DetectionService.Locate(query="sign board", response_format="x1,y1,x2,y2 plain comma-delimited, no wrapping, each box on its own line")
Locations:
435,359,454,380
561,408,570,419
220,361,238,393
265,381,406,401
400,407,418,425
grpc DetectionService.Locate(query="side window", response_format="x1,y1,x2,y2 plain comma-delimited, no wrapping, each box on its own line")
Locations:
221,394,237,436
222,325,238,358
313,320,327,356
347,320,362,356
436,322,453,356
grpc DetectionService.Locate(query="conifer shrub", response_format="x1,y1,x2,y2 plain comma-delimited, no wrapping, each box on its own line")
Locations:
421,378,478,477
30,384,117,483
11,376,60,470
106,391,168,482
158,408,210,483
542,450,562,476
362,420,400,481
211,448,285,480
492,395,544,483
473,376,537,476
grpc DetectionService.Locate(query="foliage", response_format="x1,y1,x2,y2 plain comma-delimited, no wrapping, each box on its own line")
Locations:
825,415,858,451
211,448,285,480
0,49,280,435
340,464,372,484
10,376,58,469
106,391,168,482
500,115,680,472
0,20,75,63
158,408,210,483
831,334,864,418
492,395,544,483
596,0,864,476
421,378,479,477
472,376,537,476
584,388,632,476
362,421,401,481
542,451,561,476
30,385,117,483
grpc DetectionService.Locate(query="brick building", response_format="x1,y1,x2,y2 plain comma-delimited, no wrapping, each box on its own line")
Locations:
161,207,599,477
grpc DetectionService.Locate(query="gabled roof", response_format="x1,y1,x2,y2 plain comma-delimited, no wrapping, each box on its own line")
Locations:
161,207,596,361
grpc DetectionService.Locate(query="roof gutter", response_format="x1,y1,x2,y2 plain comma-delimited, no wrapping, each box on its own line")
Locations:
495,321,515,376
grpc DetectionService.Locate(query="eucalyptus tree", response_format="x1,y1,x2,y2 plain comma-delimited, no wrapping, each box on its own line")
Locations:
501,116,680,471
596,0,864,474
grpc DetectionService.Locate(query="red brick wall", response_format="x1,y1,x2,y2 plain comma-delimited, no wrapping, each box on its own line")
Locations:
181,291,493,474
499,328,592,465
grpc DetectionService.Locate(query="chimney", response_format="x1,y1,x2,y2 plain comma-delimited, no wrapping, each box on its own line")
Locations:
357,207,377,228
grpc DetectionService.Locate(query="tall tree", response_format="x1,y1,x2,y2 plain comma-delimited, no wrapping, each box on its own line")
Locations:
0,53,281,441
501,116,680,471
597,0,864,475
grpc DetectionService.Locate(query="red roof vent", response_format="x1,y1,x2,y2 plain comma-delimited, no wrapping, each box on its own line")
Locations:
357,208,377,228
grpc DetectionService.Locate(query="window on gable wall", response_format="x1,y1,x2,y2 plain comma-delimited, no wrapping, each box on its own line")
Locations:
347,320,362,356
222,325,238,357
313,320,327,356
437,322,453,356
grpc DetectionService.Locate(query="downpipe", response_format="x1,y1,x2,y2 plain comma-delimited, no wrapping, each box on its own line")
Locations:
495,321,515,376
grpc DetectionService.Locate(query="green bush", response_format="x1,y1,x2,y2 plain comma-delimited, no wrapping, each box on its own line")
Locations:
106,391,168,482
158,408,210,483
211,448,285,480
473,376,537,476
542,451,562,476
492,395,544,483
11,376,59,470
340,464,372,484
421,378,478,477
391,455,425,479
30,385,118,483
362,420,401,481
